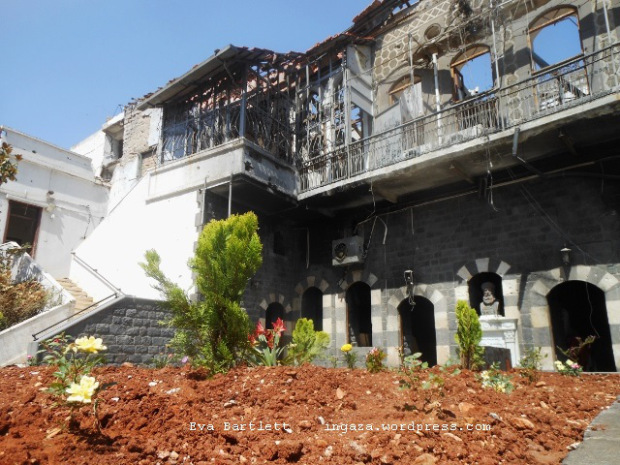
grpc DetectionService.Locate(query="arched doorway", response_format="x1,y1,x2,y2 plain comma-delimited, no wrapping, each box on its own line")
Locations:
547,281,616,372
302,287,323,331
265,302,285,330
398,297,437,366
468,272,504,316
346,282,372,347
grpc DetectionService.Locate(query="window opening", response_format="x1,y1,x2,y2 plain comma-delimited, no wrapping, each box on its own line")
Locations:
528,7,588,110
451,46,493,101
301,287,323,331
398,296,437,366
346,282,372,347
3,201,42,256
529,7,582,70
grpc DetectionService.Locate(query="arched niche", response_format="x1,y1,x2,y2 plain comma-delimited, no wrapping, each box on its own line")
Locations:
398,296,437,366
346,281,372,347
547,281,616,372
301,286,323,331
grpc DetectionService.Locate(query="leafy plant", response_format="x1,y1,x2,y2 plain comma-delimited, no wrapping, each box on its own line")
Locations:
40,333,111,432
518,347,547,383
0,142,21,186
141,212,263,374
555,359,582,377
366,347,387,373
0,245,48,331
454,300,484,370
559,335,596,368
399,352,428,390
478,362,514,393
285,318,330,366
247,318,286,366
341,343,357,369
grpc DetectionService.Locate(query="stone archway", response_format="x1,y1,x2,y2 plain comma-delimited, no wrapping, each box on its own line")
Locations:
387,284,448,365
528,265,620,371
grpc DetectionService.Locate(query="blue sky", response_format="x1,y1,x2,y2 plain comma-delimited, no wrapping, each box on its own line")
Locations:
1,0,365,149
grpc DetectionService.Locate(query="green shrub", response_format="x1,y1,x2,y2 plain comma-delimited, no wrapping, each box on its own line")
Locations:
141,212,262,374
454,300,484,370
0,246,48,331
284,318,329,366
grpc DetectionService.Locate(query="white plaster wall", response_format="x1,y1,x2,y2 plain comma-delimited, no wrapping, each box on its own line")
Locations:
70,174,199,301
70,130,106,177
0,128,109,278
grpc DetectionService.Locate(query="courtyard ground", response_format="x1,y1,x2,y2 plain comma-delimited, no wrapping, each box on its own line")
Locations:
0,364,618,464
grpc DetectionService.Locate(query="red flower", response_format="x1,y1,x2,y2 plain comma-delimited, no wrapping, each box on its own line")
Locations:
266,331,275,349
271,318,285,337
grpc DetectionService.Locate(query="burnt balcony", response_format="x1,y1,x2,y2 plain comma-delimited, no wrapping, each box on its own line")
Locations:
298,44,620,198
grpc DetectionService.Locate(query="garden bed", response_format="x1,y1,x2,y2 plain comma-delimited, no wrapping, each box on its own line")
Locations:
0,364,618,464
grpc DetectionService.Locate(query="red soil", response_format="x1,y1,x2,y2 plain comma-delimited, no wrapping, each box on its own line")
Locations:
0,364,618,465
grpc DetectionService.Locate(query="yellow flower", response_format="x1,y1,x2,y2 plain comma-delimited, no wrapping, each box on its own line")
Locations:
341,343,353,353
73,336,107,353
66,376,99,404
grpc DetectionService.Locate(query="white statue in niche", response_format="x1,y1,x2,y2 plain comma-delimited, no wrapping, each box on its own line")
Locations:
480,282,500,317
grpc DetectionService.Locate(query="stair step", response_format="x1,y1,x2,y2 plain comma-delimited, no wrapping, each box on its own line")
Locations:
57,278,96,312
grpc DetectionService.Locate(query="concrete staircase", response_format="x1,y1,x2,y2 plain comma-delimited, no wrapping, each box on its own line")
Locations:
56,278,94,311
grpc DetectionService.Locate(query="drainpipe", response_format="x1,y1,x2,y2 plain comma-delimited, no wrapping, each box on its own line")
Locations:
227,174,233,218
490,0,504,129
408,34,415,87
432,53,442,138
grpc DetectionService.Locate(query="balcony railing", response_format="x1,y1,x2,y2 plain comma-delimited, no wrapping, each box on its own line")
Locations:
299,44,619,193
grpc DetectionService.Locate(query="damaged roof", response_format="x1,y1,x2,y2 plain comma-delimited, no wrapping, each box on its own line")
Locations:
137,0,414,109
137,45,304,110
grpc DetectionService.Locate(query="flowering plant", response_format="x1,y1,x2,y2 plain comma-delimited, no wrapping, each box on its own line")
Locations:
555,359,582,377
477,363,514,394
40,333,111,431
247,318,286,366
366,347,387,373
341,343,357,369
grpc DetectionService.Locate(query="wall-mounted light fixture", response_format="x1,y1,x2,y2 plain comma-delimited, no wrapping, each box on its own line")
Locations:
561,246,572,266
404,269,416,308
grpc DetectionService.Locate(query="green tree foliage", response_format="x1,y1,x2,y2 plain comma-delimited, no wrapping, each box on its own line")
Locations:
141,212,263,373
0,246,48,330
284,318,330,366
0,142,21,185
454,300,484,370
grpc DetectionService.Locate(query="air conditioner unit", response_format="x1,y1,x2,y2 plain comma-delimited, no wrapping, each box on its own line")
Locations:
332,236,365,266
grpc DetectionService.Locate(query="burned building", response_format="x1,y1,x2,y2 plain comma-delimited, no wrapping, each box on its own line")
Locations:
69,0,620,370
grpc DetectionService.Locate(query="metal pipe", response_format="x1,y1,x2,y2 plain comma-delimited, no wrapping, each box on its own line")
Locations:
432,53,442,136
227,174,233,218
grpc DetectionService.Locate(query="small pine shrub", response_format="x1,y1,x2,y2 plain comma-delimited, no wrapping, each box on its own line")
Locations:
454,300,484,370
285,318,330,366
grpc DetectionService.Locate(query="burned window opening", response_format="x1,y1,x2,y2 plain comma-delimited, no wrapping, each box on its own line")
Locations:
528,7,589,111
529,7,582,70
451,46,494,101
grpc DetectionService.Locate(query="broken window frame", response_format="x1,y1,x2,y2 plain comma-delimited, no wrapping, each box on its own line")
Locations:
527,6,589,111
450,45,494,102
